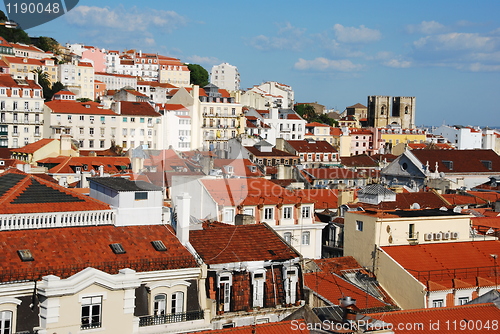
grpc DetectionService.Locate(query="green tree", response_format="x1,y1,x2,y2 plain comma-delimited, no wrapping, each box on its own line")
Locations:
35,36,59,54
0,10,30,44
295,104,316,121
76,98,92,102
187,64,209,87
49,81,65,100
31,67,52,99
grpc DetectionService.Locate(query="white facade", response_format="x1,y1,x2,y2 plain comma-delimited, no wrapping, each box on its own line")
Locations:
58,62,95,100
95,72,137,91
163,111,192,151
0,76,44,148
245,108,305,145
242,81,295,109
210,63,240,91
432,125,482,149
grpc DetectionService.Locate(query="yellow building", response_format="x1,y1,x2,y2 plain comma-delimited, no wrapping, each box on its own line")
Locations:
3,56,58,84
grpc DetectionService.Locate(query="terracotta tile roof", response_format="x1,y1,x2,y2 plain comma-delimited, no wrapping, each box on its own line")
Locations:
162,103,188,111
304,272,388,310
194,320,310,334
312,256,363,275
245,146,297,158
37,156,130,174
293,189,338,209
368,303,500,334
0,169,110,214
189,222,300,265
0,159,26,168
304,168,373,180
306,122,330,127
0,224,197,282
0,74,42,90
95,72,136,79
79,149,122,157
374,191,451,210
138,81,178,89
90,177,162,191
381,241,500,290
412,149,500,173
341,155,378,168
287,140,338,153
10,138,56,154
330,127,342,136
471,216,500,232
441,194,488,206
287,113,303,120
201,178,313,207
347,103,366,109
466,191,500,203
371,154,398,163
46,100,117,115
119,101,161,116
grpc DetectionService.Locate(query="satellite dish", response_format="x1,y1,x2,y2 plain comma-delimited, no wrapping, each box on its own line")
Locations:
439,172,445,178
453,206,462,213
439,206,448,211
388,235,393,244
411,203,421,209
386,225,391,233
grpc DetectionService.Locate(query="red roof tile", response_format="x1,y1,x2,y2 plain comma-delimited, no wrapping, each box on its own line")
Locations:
245,146,297,158
190,222,300,264
381,241,500,290
341,155,378,168
304,168,373,180
0,169,110,214
287,140,338,153
374,191,450,210
293,189,338,209
0,224,197,282
194,320,310,334
37,156,130,174
46,100,117,115
441,194,488,206
312,256,362,275
213,158,263,177
368,303,500,334
119,102,161,116
412,150,500,173
10,138,56,154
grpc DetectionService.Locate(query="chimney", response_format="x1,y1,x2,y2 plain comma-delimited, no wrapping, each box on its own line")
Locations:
99,165,104,177
176,193,191,245
60,135,72,156
339,296,359,322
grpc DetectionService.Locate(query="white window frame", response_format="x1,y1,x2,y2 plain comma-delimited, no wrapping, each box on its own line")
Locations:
283,206,292,219
302,231,310,245
251,270,266,308
264,207,273,220
284,232,292,244
218,273,232,312
81,296,102,329
458,297,469,305
356,220,363,231
171,291,184,314
153,294,166,316
0,311,12,334
223,208,235,223
432,299,444,308
283,266,298,304
301,206,311,219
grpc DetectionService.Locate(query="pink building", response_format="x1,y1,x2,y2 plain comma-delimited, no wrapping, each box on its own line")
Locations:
81,46,107,72
349,128,374,156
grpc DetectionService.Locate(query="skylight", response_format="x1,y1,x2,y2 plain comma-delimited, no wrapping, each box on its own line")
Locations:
110,243,126,254
17,249,34,261
151,240,167,252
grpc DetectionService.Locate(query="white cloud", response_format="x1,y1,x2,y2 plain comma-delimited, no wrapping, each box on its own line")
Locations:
186,55,220,65
250,22,308,51
65,5,187,33
413,33,496,52
333,24,381,43
406,21,446,34
294,58,364,72
384,59,412,68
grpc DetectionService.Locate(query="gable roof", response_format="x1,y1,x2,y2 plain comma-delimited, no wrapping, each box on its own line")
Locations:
0,169,110,214
189,222,300,264
412,149,500,173
0,224,197,282
381,240,500,290
201,178,314,207
45,100,117,115
368,303,500,334
119,101,161,117
10,138,56,154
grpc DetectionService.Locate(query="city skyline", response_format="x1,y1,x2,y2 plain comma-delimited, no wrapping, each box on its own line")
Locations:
13,0,500,127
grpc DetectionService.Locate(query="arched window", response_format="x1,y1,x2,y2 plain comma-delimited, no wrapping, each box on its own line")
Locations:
154,294,166,316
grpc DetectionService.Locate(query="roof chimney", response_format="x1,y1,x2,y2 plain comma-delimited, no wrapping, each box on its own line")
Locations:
176,193,191,245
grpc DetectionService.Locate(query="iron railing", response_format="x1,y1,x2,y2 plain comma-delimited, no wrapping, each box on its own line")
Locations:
139,310,204,327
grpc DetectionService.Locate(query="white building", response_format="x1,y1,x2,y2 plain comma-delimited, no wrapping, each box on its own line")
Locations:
95,72,137,91
58,61,95,100
432,125,482,150
241,81,295,109
210,62,240,91
244,108,305,145
0,74,44,148
161,104,192,151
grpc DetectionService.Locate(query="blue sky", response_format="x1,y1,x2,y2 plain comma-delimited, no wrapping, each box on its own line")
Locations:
8,0,500,126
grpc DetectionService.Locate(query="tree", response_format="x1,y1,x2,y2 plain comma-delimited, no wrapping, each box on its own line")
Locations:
295,104,316,121
187,64,209,87
0,10,31,44
31,67,51,99
35,36,59,54
76,98,92,102
49,82,65,101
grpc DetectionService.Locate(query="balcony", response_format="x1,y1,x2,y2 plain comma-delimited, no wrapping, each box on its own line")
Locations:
81,322,102,330
139,310,204,327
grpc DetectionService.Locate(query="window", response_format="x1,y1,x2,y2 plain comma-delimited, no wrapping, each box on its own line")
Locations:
123,117,127,122
100,140,105,148
458,297,469,305
356,220,364,231
80,115,84,121
302,231,310,245
283,266,298,304
89,140,94,148
140,117,145,123
89,128,94,135
301,206,310,218
81,296,102,329
432,299,444,308
135,192,148,200
154,294,166,316
264,207,273,220
171,291,184,314
218,273,232,312
0,311,12,334
283,207,292,219
130,117,135,122
224,208,235,223
252,270,266,308
284,232,292,244
100,116,105,123
243,208,254,216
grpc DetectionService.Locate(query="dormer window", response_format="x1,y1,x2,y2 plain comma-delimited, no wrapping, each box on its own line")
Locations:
251,270,266,308
442,160,453,170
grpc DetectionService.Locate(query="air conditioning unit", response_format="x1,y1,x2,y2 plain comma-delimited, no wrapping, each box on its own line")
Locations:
433,232,442,241
424,233,433,241
442,232,451,240
451,232,459,239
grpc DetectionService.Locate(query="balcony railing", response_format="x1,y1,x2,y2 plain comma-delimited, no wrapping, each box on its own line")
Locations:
81,322,102,330
139,310,204,327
